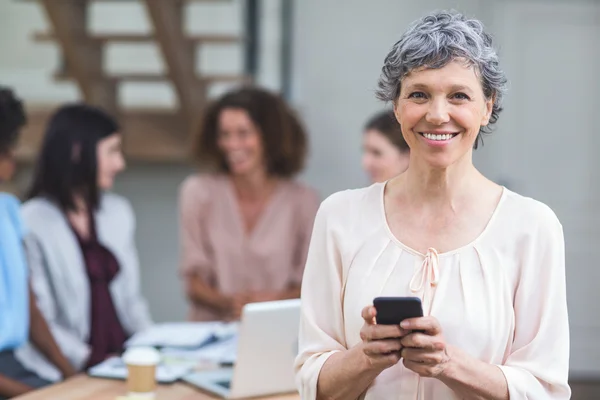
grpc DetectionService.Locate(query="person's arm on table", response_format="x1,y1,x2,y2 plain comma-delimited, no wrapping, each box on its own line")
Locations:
28,285,76,379
0,375,34,398
185,273,232,314
226,284,300,319
277,284,301,300
237,284,301,303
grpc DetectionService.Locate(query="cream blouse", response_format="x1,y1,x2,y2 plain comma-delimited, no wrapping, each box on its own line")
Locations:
294,182,570,400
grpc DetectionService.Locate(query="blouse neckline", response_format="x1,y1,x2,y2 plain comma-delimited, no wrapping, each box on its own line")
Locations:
378,180,508,258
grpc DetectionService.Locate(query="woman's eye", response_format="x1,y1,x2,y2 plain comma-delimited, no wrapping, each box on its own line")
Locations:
408,92,427,99
452,92,470,100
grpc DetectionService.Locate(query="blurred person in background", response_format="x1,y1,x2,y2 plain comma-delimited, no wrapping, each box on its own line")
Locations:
0,87,75,399
179,87,319,321
295,11,570,400
15,104,153,382
362,110,410,183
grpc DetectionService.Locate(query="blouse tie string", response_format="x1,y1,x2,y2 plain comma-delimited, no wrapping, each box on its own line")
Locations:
409,247,440,293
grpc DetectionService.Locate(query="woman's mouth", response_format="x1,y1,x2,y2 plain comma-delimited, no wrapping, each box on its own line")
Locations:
419,132,459,141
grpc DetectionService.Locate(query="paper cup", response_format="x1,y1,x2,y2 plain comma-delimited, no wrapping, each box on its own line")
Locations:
122,347,160,398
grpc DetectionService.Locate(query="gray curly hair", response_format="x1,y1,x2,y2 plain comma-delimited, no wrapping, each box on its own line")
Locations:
377,11,508,148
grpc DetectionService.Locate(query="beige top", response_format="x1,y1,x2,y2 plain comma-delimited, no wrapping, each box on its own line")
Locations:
179,173,320,321
294,182,570,400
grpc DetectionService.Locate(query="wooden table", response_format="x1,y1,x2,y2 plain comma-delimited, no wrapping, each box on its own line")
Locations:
14,375,300,400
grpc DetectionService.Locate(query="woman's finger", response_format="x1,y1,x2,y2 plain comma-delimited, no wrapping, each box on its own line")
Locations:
403,359,434,377
401,332,444,351
361,306,376,323
401,348,444,365
401,316,442,335
363,338,403,356
360,323,407,341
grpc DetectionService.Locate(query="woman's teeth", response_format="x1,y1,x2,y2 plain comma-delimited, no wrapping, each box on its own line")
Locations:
422,133,455,141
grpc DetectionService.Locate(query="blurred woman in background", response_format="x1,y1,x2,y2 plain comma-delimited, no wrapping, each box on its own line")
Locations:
179,87,319,321
362,110,410,183
16,104,152,382
0,87,75,399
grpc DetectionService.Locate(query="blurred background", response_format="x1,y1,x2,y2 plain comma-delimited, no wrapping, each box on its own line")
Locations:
0,0,598,389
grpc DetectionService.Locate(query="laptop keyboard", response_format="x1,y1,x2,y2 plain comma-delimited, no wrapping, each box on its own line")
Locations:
216,381,231,389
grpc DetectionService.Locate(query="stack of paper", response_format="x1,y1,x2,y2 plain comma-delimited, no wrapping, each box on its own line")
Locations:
88,356,195,383
125,321,237,349
161,335,238,365
87,322,239,382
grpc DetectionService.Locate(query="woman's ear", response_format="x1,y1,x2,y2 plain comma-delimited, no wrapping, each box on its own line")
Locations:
481,94,495,126
393,100,402,124
0,149,16,182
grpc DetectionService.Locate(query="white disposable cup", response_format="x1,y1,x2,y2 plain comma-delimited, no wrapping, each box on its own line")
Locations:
122,347,160,398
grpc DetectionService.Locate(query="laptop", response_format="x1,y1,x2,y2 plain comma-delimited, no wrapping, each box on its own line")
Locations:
182,298,301,399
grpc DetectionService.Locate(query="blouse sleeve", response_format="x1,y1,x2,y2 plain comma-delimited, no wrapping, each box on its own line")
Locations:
294,193,348,400
290,188,320,287
178,176,214,284
496,206,571,399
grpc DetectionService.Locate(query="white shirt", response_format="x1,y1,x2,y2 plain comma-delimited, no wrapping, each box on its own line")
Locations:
294,182,570,400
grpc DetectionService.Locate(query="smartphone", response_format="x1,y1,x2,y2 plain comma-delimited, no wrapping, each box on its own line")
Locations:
373,296,423,325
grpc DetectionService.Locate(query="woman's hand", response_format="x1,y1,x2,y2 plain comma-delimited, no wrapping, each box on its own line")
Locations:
229,294,249,320
399,316,451,377
359,305,409,371
60,363,78,379
228,291,283,319
0,375,35,398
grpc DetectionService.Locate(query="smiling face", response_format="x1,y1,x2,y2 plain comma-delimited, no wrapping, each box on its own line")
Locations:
394,60,493,169
217,108,265,177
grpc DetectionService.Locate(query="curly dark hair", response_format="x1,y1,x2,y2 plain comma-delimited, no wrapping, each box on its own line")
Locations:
0,87,26,155
193,87,308,178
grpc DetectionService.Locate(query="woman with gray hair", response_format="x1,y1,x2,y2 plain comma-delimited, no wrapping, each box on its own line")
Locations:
295,10,569,400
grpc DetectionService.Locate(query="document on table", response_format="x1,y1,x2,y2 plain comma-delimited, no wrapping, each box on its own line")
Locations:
87,356,195,383
88,321,239,382
161,335,238,365
125,321,238,348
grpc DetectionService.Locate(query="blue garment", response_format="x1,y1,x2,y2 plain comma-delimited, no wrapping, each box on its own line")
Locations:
0,193,29,352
